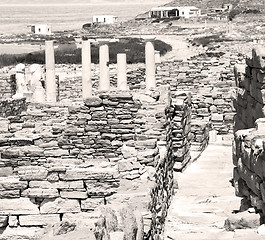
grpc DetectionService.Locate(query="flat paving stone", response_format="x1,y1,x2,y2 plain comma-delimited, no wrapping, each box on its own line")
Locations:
164,141,262,239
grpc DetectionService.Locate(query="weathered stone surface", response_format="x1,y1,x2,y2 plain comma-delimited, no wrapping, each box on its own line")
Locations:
81,198,105,211
84,97,103,107
0,198,39,215
0,190,20,198
224,212,260,231
8,216,18,227
109,231,125,240
29,180,84,189
17,166,48,180
53,220,76,236
0,167,13,177
40,198,80,214
19,214,60,226
0,177,27,190
0,226,45,240
121,145,138,159
62,212,101,229
60,190,88,199
59,167,119,180
21,188,59,198
85,180,119,196
0,216,8,227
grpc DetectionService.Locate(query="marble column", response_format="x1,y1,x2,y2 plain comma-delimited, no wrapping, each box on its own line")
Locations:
99,40,110,92
117,53,127,90
82,40,92,98
144,37,156,90
45,40,56,102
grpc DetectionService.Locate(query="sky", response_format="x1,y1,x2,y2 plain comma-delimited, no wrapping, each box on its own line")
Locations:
0,0,170,4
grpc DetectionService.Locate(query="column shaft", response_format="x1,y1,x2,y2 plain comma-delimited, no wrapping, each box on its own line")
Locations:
99,43,110,91
82,40,92,98
45,40,56,102
145,40,156,90
117,53,127,90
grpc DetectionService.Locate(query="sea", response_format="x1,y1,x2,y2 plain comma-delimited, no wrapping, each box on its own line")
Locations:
0,3,166,34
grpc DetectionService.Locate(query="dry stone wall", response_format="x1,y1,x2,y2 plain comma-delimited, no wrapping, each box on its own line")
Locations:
0,74,15,99
0,88,189,239
234,46,265,131
233,47,265,220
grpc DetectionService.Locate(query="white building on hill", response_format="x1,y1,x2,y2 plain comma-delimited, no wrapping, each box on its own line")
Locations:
149,6,201,19
31,24,52,35
92,15,118,24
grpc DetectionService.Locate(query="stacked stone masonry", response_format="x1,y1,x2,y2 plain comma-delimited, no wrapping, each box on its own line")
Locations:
0,87,191,239
233,47,265,221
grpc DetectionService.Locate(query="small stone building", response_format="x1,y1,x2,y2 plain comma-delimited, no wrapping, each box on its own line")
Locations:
31,24,52,35
149,6,201,19
92,15,118,24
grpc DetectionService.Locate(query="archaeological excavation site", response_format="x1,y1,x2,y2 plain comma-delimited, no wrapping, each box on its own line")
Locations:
1,35,265,240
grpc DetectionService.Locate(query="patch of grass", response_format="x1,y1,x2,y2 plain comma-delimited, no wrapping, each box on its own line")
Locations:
0,38,172,67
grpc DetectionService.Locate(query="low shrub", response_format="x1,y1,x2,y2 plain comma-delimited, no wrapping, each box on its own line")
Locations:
0,38,172,67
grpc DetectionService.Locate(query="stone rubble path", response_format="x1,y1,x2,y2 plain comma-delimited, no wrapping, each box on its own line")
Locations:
164,140,263,240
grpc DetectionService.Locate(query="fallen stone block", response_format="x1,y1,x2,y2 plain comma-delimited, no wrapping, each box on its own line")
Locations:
224,211,260,231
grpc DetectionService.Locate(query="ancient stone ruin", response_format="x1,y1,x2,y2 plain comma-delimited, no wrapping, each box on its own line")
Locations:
1,35,261,239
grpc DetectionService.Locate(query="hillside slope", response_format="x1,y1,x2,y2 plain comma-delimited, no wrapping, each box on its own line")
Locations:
163,0,265,10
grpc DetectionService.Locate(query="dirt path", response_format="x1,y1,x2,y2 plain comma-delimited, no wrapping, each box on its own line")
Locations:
155,34,203,61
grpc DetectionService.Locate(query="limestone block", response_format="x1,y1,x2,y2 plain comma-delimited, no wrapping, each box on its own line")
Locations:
19,214,60,226
29,180,84,189
59,167,119,181
62,212,101,230
85,180,119,196
110,232,125,240
17,166,48,180
9,216,18,227
0,216,8,227
81,198,105,211
211,113,223,121
224,211,260,231
0,226,45,240
0,177,28,190
118,160,142,172
0,190,20,198
255,118,265,132
40,198,80,214
60,190,88,199
21,188,59,198
84,97,102,107
252,46,265,69
44,148,69,157
0,118,9,133
0,198,39,215
234,64,246,88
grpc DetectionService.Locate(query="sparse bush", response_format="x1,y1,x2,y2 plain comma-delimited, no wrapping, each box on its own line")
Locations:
0,38,172,67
